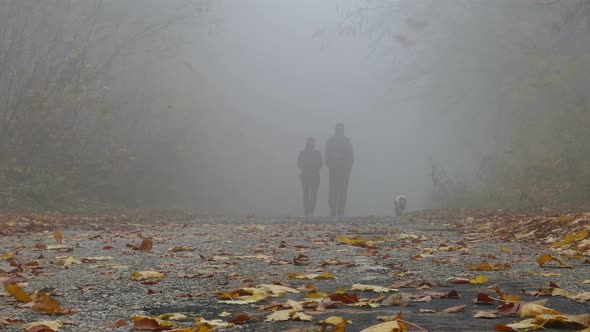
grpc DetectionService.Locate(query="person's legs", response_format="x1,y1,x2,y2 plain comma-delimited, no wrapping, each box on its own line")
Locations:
309,173,320,216
328,170,337,217
337,171,350,219
301,174,311,216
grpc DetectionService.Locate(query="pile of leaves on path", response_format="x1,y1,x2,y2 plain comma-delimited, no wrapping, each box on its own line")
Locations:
1,211,589,331
0,210,199,236
419,208,590,247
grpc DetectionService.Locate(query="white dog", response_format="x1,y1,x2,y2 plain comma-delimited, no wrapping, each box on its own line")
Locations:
394,196,406,217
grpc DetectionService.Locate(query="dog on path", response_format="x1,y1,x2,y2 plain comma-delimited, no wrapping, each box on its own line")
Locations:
394,196,406,217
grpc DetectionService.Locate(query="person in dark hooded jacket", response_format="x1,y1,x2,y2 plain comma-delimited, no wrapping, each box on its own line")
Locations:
298,137,323,218
325,123,354,219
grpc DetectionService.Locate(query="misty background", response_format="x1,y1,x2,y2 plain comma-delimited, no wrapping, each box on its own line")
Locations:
1,0,589,215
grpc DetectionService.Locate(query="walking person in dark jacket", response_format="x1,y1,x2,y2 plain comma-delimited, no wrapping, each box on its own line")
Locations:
325,123,354,220
298,137,323,218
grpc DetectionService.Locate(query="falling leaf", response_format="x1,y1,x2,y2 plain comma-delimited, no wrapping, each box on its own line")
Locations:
536,254,573,268
53,230,63,243
469,275,489,284
4,282,32,302
139,238,153,251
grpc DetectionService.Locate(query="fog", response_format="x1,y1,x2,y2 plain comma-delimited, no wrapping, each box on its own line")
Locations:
2,0,587,214
179,0,496,215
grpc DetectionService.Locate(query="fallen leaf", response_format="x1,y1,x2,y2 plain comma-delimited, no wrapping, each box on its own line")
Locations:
131,271,166,281
4,282,32,302
473,310,499,319
0,252,16,260
23,320,63,332
139,238,153,251
469,275,489,284
351,284,396,292
536,254,573,268
443,304,467,313
132,315,177,330
32,293,74,315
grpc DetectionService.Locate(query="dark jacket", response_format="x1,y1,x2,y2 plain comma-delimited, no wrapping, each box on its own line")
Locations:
298,149,323,175
325,135,354,172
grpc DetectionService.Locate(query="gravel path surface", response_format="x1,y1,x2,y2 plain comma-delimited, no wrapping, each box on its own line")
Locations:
1,214,589,331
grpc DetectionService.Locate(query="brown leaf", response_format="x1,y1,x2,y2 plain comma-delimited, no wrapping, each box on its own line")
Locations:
139,239,153,252
229,313,258,324
100,319,127,328
474,293,495,304
32,293,73,315
328,292,359,304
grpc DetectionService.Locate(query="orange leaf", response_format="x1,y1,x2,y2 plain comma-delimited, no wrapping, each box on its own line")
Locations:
537,254,572,268
32,293,72,315
4,282,32,302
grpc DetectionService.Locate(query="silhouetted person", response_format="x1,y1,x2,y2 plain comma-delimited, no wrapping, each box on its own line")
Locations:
298,137,323,218
325,123,354,219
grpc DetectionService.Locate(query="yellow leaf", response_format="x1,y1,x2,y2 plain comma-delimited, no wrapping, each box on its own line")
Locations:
305,292,328,299
56,256,81,266
6,220,16,227
536,254,573,268
553,229,588,247
518,303,561,318
194,318,233,328
265,310,292,322
53,230,63,243
4,282,32,302
351,284,396,292
500,247,513,253
131,271,166,281
360,320,407,332
0,252,15,260
469,275,489,284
